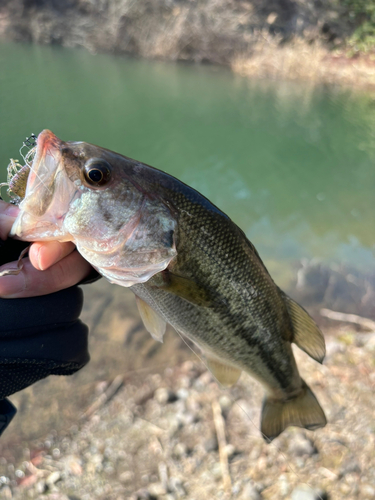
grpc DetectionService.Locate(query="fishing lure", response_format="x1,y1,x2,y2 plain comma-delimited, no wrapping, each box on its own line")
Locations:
0,134,36,204
0,134,36,276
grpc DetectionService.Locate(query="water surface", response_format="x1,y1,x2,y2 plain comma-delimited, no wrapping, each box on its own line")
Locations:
1,41,374,282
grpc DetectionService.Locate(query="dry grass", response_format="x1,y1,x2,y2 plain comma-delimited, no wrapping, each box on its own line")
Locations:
232,33,375,88
2,0,375,87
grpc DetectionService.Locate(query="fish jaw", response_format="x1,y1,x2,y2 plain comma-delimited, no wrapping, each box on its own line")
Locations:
10,130,178,286
10,130,78,241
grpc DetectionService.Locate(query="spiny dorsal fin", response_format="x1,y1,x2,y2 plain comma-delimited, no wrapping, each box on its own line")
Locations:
205,355,242,388
261,379,327,442
280,290,325,363
135,296,166,343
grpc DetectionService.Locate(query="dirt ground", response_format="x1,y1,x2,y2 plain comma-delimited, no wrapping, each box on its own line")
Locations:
0,270,374,500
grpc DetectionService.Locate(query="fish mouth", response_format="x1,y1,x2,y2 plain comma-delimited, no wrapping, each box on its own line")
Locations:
10,130,76,241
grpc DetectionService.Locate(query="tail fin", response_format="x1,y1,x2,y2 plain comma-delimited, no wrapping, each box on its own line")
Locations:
261,380,327,442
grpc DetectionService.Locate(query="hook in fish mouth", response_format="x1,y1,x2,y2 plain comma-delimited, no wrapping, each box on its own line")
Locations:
23,134,37,149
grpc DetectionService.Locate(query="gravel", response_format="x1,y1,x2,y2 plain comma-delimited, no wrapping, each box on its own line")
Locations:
0,316,374,498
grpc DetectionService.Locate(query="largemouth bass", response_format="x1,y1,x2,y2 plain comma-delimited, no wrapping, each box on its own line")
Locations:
10,130,326,441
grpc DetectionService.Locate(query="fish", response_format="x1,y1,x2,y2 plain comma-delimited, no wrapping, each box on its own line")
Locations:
10,129,327,441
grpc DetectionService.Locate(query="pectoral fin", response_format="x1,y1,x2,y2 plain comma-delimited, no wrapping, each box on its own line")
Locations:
152,271,215,307
135,296,166,343
205,355,242,388
280,290,326,363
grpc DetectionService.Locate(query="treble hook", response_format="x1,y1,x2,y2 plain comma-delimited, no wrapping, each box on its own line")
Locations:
24,134,37,148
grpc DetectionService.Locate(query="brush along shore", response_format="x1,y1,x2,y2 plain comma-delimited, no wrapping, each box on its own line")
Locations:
1,0,375,89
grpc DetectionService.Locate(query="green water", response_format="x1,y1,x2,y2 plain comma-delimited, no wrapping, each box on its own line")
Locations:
1,41,374,278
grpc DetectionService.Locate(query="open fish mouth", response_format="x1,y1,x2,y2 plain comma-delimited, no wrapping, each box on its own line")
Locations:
10,130,77,241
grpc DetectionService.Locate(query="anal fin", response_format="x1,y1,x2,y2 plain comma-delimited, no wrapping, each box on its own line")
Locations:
261,379,327,442
280,290,326,363
135,296,166,343
205,355,242,388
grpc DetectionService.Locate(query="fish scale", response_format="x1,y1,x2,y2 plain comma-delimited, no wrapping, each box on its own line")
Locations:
132,186,297,387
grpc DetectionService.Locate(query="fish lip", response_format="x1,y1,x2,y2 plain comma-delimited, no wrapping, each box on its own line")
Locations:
10,130,74,240
24,129,62,208
32,129,62,173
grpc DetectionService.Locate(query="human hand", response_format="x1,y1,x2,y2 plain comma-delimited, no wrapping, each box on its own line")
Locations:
0,200,93,298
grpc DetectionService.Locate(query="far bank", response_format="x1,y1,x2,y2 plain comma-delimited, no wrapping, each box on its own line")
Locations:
1,0,375,88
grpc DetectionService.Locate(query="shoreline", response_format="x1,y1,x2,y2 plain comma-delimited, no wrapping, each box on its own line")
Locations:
1,0,375,90
3,32,375,91
232,39,375,90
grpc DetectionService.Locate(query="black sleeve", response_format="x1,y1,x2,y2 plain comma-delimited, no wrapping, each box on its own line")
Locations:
0,238,91,435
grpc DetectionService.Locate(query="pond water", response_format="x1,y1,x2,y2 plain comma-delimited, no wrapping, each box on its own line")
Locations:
1,41,374,283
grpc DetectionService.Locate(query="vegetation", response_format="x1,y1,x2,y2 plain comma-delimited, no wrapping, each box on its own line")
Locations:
2,0,375,86
341,0,375,54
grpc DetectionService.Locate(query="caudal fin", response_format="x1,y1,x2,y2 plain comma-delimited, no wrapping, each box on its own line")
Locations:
261,380,327,442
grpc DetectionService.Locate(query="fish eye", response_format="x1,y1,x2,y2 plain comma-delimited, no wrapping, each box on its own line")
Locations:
84,159,111,187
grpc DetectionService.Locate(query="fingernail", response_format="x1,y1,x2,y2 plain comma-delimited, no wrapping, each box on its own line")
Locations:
0,272,26,297
36,246,44,271
5,205,20,217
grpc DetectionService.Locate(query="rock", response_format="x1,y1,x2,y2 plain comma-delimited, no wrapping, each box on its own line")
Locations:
177,411,195,426
46,471,61,486
291,485,327,500
119,471,135,484
231,481,242,495
224,444,237,460
169,476,185,496
219,395,232,414
0,486,12,499
296,260,330,303
173,443,187,458
154,388,177,404
148,482,166,496
241,482,262,500
325,339,345,358
63,455,82,476
360,484,375,498
204,436,218,452
339,457,361,477
288,433,317,457
164,495,176,500
176,388,189,400
278,474,290,496
211,462,222,479
134,489,154,500
35,480,46,494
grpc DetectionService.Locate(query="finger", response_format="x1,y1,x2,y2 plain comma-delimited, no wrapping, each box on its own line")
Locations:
29,241,76,271
0,200,20,240
0,251,93,298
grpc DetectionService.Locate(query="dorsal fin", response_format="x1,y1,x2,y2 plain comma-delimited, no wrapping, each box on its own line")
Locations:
135,296,166,343
204,355,242,388
280,290,325,363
